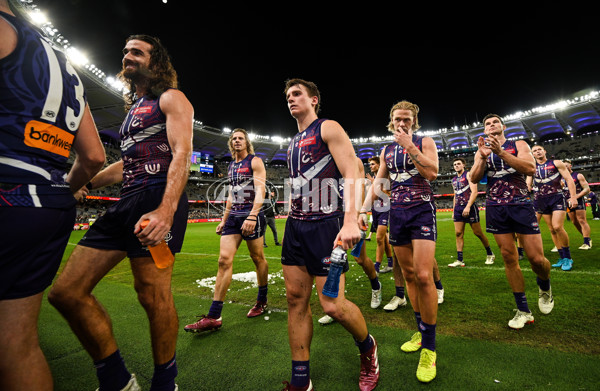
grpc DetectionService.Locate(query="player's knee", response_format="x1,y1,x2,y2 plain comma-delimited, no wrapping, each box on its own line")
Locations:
249,253,267,265
500,246,517,261
134,282,171,312
0,328,38,359
217,255,234,270
321,301,340,318
47,285,80,312
414,269,432,286
529,253,549,268
455,231,464,239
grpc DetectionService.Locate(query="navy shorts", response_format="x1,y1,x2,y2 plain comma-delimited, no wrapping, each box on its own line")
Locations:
534,193,566,215
0,206,75,300
221,211,266,240
567,197,586,212
453,203,480,223
281,214,349,276
78,187,188,258
389,201,437,246
486,203,540,235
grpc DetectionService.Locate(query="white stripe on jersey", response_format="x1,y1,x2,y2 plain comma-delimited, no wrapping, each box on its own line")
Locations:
0,156,51,180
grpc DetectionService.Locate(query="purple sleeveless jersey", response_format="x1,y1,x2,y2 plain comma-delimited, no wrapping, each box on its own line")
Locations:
452,171,471,207
228,153,258,214
532,159,562,200
485,140,531,206
287,119,343,221
119,94,172,198
383,135,434,209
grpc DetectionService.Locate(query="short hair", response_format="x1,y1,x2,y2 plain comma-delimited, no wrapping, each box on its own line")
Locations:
368,156,380,164
284,78,321,114
563,158,572,164
387,100,421,132
228,128,255,157
531,144,545,150
483,113,505,126
118,34,178,109
453,157,466,165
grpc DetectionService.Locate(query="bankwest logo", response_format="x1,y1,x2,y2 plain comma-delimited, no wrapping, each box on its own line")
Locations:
24,120,74,158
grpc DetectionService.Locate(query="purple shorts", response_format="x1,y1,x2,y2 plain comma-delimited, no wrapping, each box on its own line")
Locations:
281,214,349,276
389,201,437,246
453,203,480,224
221,211,266,240
534,192,566,215
79,186,188,258
0,206,75,300
567,197,586,212
485,203,540,235
370,209,389,231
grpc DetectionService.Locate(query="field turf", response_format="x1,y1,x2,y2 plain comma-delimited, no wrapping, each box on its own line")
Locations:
40,210,600,390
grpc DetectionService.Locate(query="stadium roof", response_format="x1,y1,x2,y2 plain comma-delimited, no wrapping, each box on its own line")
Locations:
18,0,600,162
83,57,600,163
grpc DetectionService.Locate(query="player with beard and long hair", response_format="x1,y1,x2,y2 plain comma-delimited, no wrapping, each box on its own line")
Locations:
48,35,193,391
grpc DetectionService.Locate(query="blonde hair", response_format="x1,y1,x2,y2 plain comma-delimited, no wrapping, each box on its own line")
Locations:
387,100,421,132
228,128,254,157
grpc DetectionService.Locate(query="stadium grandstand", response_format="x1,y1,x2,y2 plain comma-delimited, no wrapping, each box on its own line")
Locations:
18,1,600,225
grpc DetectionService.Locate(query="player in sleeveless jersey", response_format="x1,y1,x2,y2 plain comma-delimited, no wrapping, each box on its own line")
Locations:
184,128,269,332
48,35,192,391
366,155,408,310
318,157,384,326
361,101,439,383
280,79,379,391
528,145,577,270
449,157,495,267
470,114,555,329
563,159,593,250
0,2,105,389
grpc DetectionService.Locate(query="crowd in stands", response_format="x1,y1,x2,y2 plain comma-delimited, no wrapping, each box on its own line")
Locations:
73,131,600,224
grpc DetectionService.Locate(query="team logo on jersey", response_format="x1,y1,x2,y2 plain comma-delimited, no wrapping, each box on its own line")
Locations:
322,256,332,266
421,226,431,233
24,120,74,157
145,163,161,175
157,143,170,153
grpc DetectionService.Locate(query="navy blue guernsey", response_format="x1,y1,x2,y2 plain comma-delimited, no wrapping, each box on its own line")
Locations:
119,94,171,198
227,153,258,215
287,118,343,220
0,10,86,208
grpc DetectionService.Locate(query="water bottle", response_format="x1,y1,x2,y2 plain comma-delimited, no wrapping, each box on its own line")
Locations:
322,241,347,298
350,221,368,258
140,220,175,269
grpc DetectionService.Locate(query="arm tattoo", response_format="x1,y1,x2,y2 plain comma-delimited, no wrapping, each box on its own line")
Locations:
409,152,431,168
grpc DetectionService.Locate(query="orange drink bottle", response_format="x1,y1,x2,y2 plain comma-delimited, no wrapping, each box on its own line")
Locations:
140,220,174,269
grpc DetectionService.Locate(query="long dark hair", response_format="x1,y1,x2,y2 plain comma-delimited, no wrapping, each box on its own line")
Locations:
118,34,178,109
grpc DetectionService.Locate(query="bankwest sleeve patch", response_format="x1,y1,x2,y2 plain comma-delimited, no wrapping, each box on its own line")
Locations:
24,120,74,157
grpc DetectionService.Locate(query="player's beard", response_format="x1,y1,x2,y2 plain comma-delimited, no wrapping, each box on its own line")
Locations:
122,64,152,84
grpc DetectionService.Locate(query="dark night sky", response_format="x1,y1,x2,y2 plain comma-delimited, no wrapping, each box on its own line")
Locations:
29,1,600,139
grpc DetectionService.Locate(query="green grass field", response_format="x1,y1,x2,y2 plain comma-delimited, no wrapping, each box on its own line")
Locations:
40,211,600,390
